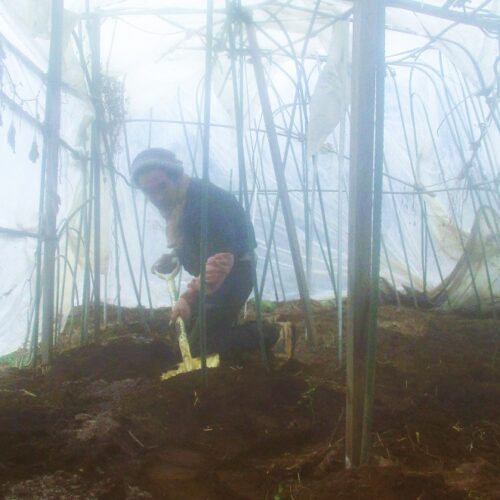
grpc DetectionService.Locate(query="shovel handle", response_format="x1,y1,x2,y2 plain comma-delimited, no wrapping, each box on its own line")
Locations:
176,317,193,370
154,257,194,370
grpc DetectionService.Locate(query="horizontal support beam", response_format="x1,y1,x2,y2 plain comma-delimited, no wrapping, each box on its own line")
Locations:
0,90,87,162
93,1,499,31
93,5,346,19
0,33,88,101
387,0,500,31
121,117,303,141
0,226,39,239
228,184,497,196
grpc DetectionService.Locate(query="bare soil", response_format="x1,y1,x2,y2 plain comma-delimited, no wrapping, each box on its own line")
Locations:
0,304,499,499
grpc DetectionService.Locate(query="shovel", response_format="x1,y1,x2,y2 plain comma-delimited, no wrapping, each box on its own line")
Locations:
153,256,220,380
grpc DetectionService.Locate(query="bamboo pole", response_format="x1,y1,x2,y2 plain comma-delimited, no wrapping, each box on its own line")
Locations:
256,64,338,305
40,0,65,365
226,3,269,368
54,226,69,338
74,22,150,333
436,56,496,316
198,0,215,379
243,13,317,343
67,201,86,339
88,13,102,338
253,133,287,301
361,2,386,461
80,158,94,344
337,113,346,362
251,105,298,304
346,0,385,468
122,123,154,313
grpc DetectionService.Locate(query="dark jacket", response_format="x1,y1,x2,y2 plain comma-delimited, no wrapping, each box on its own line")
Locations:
178,178,257,277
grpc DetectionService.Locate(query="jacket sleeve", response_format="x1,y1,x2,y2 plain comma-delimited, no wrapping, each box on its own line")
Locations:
205,188,252,257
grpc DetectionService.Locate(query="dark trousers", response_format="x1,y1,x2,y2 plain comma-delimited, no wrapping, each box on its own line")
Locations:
187,259,253,355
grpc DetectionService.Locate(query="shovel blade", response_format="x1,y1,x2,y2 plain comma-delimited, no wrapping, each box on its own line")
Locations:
161,354,220,381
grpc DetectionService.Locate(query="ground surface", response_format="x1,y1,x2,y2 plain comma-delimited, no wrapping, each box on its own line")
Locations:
0,304,499,499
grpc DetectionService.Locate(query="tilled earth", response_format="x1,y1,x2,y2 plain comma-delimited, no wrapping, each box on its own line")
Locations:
0,304,499,499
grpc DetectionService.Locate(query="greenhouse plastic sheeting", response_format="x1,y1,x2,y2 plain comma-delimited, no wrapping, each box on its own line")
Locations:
0,0,498,355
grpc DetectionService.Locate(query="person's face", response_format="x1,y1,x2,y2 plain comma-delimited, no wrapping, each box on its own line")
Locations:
137,168,177,209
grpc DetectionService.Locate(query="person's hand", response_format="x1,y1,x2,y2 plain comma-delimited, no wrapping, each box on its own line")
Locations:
205,253,234,293
152,253,178,275
171,297,191,324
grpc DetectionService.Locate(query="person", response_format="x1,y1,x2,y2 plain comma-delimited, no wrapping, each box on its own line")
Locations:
131,147,278,355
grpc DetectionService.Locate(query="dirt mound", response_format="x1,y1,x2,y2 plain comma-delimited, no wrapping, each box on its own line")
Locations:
50,336,177,382
291,466,465,499
3,470,152,499
0,305,498,499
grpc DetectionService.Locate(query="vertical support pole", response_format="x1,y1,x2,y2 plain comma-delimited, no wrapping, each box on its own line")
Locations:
88,13,102,339
226,2,269,369
40,0,64,365
122,122,154,314
80,164,94,344
346,0,385,467
337,113,346,363
243,14,317,342
198,0,215,379
361,1,386,462
306,155,316,299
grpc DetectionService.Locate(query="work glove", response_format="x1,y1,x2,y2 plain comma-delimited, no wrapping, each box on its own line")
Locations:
171,297,191,324
151,252,179,275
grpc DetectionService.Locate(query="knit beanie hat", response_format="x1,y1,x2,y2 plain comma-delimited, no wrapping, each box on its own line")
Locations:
130,148,184,186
